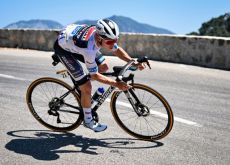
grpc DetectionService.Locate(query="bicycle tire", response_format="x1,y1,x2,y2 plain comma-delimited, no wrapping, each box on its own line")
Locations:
26,77,83,132
110,83,173,141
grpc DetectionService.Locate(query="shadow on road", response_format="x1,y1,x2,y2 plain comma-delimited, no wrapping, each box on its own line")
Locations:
5,129,163,160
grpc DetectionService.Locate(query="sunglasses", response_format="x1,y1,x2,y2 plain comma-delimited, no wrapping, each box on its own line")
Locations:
103,38,117,45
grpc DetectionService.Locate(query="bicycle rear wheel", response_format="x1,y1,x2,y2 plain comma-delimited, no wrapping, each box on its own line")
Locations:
26,77,83,132
110,83,173,141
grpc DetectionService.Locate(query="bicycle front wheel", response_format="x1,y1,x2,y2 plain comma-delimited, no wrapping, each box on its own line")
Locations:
110,83,173,141
26,77,83,132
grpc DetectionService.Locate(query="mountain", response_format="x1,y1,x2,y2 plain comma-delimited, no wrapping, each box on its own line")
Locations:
75,15,174,34
4,16,174,34
188,13,230,37
4,19,63,29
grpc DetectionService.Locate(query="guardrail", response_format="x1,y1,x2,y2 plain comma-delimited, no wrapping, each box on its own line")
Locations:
0,29,229,70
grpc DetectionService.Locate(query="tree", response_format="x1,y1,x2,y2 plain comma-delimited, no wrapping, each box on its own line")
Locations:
188,13,230,37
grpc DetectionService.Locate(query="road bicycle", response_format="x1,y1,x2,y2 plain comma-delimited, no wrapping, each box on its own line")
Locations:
26,54,174,141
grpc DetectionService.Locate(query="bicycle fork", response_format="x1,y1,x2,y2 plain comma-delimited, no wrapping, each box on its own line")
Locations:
124,88,145,117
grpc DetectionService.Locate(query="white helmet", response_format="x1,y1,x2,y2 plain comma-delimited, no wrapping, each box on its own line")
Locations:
96,19,119,39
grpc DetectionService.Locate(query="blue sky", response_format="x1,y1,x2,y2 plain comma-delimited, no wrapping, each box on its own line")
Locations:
0,0,229,34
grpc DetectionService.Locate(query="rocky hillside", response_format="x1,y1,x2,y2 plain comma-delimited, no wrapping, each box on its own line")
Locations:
4,15,174,34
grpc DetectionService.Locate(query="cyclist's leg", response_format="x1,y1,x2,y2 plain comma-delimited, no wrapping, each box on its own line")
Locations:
95,51,109,73
55,51,93,122
56,54,95,127
54,39,91,107
53,41,107,132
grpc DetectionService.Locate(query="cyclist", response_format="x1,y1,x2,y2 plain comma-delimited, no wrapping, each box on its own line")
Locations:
53,18,144,132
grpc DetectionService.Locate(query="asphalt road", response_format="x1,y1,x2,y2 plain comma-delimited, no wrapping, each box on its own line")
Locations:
0,48,230,165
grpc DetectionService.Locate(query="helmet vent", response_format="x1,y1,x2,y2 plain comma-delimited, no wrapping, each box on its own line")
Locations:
104,26,110,35
111,28,116,35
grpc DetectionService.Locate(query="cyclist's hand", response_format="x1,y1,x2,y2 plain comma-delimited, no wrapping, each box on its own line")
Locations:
137,63,145,70
116,81,131,91
133,62,146,71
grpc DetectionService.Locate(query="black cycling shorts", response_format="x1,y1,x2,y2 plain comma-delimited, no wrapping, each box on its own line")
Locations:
53,40,105,85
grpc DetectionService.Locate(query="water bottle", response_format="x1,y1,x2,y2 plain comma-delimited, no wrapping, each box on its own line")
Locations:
91,87,105,106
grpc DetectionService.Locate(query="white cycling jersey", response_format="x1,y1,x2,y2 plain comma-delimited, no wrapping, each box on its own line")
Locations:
58,24,119,75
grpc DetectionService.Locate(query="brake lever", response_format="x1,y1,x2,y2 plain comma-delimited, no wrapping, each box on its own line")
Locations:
146,61,151,69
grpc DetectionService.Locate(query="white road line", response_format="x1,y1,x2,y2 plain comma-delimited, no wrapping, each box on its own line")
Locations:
0,73,28,81
106,98,202,127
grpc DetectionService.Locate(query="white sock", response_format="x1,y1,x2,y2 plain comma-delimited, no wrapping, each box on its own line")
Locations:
83,108,92,123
